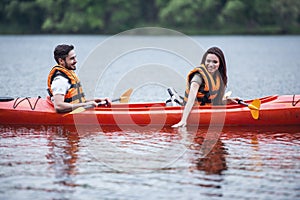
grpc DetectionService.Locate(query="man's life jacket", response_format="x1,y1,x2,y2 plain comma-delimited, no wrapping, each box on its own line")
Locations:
184,64,221,105
47,65,86,104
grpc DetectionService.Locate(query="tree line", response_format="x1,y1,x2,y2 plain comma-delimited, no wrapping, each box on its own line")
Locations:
0,0,299,35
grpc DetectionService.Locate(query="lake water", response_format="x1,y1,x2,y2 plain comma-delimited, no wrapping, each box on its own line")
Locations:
0,34,300,199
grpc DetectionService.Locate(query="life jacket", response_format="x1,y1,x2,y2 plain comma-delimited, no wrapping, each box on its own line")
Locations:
47,65,86,104
184,64,221,105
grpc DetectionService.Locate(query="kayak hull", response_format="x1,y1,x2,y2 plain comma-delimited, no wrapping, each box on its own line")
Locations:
0,95,299,126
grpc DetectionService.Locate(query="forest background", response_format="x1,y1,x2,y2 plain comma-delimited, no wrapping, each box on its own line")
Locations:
0,0,299,35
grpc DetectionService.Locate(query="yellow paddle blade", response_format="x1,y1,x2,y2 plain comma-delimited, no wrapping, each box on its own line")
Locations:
119,88,133,103
253,99,261,109
248,99,261,110
250,109,259,120
63,107,86,117
249,99,261,120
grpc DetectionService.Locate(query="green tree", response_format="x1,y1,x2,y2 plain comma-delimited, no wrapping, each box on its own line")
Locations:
159,0,193,27
102,0,140,33
1,0,45,33
0,0,299,34
219,0,247,27
272,0,300,33
39,0,105,33
158,0,226,33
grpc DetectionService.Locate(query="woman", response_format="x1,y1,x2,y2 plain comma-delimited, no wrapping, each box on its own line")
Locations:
172,47,228,128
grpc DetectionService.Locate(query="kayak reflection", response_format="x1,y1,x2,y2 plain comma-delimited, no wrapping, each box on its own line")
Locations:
1,124,299,175
45,126,80,187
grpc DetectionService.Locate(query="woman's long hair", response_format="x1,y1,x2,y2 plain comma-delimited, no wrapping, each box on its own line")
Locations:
201,47,227,105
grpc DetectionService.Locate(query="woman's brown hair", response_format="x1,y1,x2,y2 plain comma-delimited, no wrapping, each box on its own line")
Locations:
201,47,227,105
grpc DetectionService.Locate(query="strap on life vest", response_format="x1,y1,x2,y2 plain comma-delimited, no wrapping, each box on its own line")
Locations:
47,65,86,104
184,65,220,105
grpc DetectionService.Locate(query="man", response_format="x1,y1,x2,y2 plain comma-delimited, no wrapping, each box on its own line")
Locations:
47,44,110,113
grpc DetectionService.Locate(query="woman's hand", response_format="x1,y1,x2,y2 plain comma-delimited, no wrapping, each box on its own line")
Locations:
172,82,200,128
172,120,187,128
222,91,240,104
226,97,240,104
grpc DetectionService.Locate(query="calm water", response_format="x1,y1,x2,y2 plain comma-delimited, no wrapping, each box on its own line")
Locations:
0,35,300,199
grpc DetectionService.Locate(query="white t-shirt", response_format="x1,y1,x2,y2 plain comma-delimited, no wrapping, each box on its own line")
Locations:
51,75,71,98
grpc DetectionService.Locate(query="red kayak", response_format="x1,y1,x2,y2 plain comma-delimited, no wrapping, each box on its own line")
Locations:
0,95,299,126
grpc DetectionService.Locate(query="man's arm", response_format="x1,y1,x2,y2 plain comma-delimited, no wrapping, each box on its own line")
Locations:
53,94,97,113
51,76,110,113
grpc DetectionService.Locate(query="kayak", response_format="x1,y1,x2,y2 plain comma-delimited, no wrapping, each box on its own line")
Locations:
0,95,299,126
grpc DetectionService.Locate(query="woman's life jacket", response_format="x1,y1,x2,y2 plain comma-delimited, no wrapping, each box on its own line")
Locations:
184,64,221,105
47,65,86,104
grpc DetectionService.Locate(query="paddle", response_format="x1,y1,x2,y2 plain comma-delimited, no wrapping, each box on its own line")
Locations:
224,91,261,120
63,88,133,116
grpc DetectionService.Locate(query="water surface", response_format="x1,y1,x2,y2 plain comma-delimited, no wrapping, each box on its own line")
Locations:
0,125,299,199
0,35,300,199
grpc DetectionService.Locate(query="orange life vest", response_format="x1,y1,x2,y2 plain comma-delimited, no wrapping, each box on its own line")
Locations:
184,64,221,105
47,65,86,104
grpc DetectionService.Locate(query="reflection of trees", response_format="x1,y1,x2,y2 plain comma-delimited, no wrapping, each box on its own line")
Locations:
46,126,79,187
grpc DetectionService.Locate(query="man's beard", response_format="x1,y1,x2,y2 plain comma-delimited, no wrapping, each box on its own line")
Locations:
64,60,76,70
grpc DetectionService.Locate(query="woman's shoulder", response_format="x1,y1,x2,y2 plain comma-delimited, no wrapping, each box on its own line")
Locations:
190,72,202,84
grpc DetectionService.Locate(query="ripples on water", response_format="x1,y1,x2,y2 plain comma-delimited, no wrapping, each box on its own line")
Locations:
0,125,299,199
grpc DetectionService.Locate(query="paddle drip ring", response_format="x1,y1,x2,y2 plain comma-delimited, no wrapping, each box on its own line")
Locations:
292,95,300,106
13,96,41,110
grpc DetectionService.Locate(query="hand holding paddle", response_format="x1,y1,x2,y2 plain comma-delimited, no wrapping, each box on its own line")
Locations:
225,91,261,119
63,88,133,116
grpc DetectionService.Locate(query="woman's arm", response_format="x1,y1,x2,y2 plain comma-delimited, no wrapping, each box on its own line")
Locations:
172,81,200,128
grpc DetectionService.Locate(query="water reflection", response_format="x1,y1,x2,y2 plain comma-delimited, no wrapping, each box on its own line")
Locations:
176,127,228,175
0,125,299,199
45,126,80,187
220,126,300,172
77,125,230,174
193,138,227,175
77,125,187,172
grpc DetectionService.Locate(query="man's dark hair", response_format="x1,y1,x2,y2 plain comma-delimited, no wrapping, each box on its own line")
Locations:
54,44,74,64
